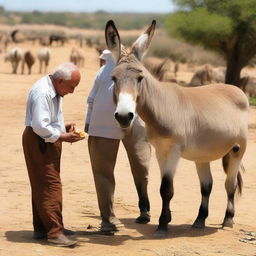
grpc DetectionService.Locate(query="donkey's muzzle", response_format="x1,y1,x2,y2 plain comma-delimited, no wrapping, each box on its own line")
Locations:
114,112,134,128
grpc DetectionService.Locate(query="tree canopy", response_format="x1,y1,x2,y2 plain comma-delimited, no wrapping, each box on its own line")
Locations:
165,0,256,85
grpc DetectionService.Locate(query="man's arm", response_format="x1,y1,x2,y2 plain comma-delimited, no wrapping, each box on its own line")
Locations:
84,72,101,132
31,95,84,143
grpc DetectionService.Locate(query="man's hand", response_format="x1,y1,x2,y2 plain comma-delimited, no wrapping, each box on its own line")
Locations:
65,123,76,132
59,132,85,143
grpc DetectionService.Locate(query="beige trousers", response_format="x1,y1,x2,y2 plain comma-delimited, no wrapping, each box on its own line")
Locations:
88,122,151,226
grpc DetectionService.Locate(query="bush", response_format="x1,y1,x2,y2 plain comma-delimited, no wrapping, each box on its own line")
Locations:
148,30,224,66
249,96,256,106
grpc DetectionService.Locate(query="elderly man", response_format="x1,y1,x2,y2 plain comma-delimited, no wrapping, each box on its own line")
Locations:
22,62,84,247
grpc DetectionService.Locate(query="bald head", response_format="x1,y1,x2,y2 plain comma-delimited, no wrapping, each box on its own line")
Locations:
51,62,81,97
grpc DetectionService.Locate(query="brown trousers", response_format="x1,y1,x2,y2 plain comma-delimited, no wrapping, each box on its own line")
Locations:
22,127,63,238
88,122,151,224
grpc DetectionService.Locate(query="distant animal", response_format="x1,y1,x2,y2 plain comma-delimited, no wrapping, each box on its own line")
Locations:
10,29,25,43
39,35,50,46
38,48,50,74
69,47,85,67
143,57,185,85
0,33,10,52
188,64,225,86
188,65,251,90
5,47,24,74
241,75,256,97
143,57,172,82
26,34,38,45
106,19,249,237
49,33,67,46
85,38,93,48
22,50,35,75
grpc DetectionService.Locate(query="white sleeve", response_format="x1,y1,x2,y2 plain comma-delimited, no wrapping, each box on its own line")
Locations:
31,95,61,143
85,73,101,125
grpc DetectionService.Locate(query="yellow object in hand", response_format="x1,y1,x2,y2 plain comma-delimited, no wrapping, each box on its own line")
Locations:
75,131,86,138
78,131,86,138
74,130,86,138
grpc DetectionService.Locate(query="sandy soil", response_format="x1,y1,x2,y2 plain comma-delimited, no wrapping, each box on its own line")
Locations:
0,36,256,256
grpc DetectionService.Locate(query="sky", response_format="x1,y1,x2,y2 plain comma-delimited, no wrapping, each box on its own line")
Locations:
0,0,176,13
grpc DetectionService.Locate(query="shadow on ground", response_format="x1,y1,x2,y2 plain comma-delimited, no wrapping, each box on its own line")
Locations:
74,217,219,246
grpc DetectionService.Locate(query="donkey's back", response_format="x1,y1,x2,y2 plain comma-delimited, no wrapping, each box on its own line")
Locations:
177,83,249,162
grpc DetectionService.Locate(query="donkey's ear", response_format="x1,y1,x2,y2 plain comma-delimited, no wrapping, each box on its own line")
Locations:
105,20,121,63
131,20,156,61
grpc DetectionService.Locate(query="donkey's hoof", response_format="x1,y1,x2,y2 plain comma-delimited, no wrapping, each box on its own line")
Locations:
136,212,150,224
192,218,205,229
222,218,234,228
153,228,168,238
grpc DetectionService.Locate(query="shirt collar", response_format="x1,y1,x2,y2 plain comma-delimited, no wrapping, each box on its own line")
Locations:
47,75,58,99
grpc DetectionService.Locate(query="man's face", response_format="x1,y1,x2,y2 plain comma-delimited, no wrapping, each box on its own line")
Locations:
56,71,81,97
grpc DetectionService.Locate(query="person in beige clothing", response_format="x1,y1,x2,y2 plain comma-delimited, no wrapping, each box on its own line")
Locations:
85,50,151,233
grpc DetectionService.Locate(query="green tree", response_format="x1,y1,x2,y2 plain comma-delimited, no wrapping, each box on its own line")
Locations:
165,0,256,86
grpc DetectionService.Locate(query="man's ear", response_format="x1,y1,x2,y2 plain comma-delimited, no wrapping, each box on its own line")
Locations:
105,20,121,63
131,20,156,61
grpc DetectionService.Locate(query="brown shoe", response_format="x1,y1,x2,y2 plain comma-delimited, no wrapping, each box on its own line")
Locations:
34,229,75,240
47,234,77,247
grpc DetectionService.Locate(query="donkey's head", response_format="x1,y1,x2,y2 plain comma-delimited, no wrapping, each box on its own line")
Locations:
105,20,156,129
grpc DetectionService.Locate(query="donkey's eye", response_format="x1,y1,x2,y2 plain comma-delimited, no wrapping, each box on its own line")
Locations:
112,76,116,82
137,75,144,83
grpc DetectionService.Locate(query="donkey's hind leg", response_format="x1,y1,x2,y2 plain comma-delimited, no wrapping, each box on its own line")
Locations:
193,162,212,228
222,146,244,228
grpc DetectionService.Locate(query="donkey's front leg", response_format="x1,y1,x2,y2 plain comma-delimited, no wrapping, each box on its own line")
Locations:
154,144,181,237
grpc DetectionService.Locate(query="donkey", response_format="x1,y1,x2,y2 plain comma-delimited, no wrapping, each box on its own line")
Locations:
38,48,50,74
70,47,85,68
22,50,35,75
105,20,249,237
188,64,226,87
5,47,24,74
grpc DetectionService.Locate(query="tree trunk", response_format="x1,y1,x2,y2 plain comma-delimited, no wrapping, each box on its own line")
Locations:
224,39,256,88
225,50,243,87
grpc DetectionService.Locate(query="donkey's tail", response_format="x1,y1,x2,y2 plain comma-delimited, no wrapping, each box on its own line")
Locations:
222,153,244,196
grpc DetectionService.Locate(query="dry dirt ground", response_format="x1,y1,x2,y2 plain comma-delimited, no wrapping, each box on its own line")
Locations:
0,34,256,256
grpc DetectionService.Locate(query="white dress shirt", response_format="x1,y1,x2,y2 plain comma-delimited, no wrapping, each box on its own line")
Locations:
25,75,66,143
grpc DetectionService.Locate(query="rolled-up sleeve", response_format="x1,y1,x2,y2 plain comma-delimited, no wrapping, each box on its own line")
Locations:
31,95,61,143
